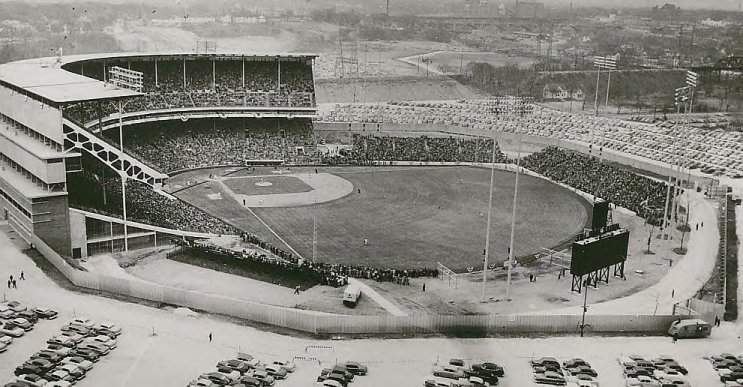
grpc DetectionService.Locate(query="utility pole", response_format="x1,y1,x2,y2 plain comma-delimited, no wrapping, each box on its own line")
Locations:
579,278,590,337
312,218,317,262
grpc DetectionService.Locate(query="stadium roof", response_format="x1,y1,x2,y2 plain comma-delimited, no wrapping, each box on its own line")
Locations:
0,59,141,105
0,52,319,105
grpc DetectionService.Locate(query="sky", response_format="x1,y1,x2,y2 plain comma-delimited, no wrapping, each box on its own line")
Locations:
0,0,739,12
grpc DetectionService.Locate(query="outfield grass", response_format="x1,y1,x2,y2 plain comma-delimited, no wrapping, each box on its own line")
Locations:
175,166,589,271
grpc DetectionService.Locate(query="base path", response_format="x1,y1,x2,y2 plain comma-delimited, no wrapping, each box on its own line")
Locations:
348,278,408,317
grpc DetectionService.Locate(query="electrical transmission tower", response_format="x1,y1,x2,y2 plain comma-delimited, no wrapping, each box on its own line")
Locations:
334,27,360,78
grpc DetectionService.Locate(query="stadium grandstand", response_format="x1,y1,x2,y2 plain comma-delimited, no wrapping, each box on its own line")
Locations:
0,52,318,258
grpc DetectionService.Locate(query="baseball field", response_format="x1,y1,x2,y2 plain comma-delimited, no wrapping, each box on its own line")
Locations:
172,165,590,271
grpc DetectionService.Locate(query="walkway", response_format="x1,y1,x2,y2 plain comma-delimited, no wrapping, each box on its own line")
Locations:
347,278,408,317
524,189,719,316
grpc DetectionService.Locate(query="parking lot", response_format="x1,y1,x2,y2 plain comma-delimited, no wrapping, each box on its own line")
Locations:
1,229,742,387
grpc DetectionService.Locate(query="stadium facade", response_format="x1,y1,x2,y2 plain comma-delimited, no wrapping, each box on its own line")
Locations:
0,52,317,258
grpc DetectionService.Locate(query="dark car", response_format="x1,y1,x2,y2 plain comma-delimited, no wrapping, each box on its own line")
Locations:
23,358,54,373
236,376,262,387
472,362,505,377
14,364,44,377
563,358,589,368
4,382,34,387
199,372,232,386
721,372,743,382
31,350,64,364
318,374,347,387
532,357,560,368
339,361,368,376
68,348,101,362
33,307,58,320
566,366,597,377
449,359,465,367
15,311,38,324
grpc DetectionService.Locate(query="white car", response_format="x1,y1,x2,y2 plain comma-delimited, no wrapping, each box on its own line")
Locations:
47,382,72,387
0,333,12,345
61,357,93,372
82,335,117,349
0,325,24,337
45,344,72,357
12,374,48,387
48,335,76,348
56,363,85,379
316,380,343,387
625,375,661,387
0,305,15,319
94,322,122,338
70,317,95,328
0,341,7,353
271,359,296,372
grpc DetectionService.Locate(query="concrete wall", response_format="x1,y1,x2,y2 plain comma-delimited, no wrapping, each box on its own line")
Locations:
68,210,87,258
0,85,63,144
32,195,71,257
0,135,66,183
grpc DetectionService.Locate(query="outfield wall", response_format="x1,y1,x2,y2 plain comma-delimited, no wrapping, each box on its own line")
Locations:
26,221,695,336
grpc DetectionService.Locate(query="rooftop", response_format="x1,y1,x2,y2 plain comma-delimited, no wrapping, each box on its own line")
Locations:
0,59,140,104
0,51,319,105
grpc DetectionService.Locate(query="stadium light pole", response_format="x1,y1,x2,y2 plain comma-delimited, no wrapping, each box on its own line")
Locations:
481,99,501,303
118,100,129,252
506,99,531,302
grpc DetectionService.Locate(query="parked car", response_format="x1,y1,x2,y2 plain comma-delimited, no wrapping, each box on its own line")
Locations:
667,319,711,339
317,374,346,387
46,382,72,387
93,322,122,338
4,301,26,313
82,335,117,349
45,344,72,357
76,342,110,356
247,370,275,386
67,348,101,363
69,317,94,328
31,350,63,364
338,361,366,375
15,311,38,324
14,364,44,377
55,364,85,380
0,332,13,345
271,359,296,373
721,372,743,382
534,371,566,386
22,359,54,373
9,318,32,331
187,379,216,387
60,357,93,372
198,372,232,386
235,375,262,387
262,364,287,379
625,375,661,386
32,308,58,320
316,380,343,387
471,362,505,377
217,359,252,375
47,336,75,348
0,341,7,353
46,370,75,384
60,324,92,337
0,323,24,337
0,304,15,319
12,374,47,387
432,366,466,380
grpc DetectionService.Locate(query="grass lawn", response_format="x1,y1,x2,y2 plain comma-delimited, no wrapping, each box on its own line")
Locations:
175,166,589,271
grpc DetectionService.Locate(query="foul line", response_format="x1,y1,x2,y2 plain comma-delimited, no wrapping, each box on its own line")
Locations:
243,206,304,260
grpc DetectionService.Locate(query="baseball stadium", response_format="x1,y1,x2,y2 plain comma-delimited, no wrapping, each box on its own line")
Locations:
0,50,732,326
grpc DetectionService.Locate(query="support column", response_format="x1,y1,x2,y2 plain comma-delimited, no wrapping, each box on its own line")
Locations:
212,59,216,91
277,58,281,93
155,59,158,87
183,59,186,91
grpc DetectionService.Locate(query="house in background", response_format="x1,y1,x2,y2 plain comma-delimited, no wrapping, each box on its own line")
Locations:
543,84,584,101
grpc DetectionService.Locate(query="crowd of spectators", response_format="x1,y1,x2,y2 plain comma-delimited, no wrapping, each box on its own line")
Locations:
319,99,743,177
109,118,318,172
183,232,439,288
350,134,509,163
522,147,670,219
62,57,316,126
67,168,238,235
